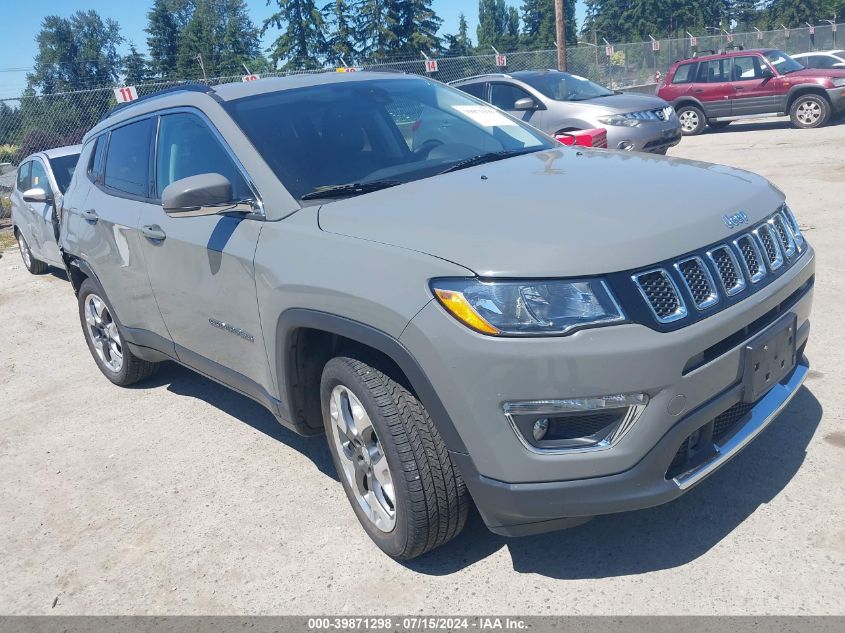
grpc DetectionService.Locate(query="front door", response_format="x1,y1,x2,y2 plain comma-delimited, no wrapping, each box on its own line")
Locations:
137,110,273,392
728,55,779,116
688,59,733,119
490,82,543,125
29,158,62,265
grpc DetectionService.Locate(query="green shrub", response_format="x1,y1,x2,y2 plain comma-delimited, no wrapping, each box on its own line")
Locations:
0,144,18,164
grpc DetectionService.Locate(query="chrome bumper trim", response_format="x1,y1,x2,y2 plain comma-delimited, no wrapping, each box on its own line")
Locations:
673,359,809,490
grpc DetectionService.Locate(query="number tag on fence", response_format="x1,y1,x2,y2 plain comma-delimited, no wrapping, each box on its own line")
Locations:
605,45,614,57
425,59,439,73
241,74,260,82
496,54,507,67
113,86,138,103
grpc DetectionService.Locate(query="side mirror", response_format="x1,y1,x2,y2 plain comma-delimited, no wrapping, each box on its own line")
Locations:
761,67,775,79
23,187,52,204
834,63,845,69
513,97,537,111
161,173,234,218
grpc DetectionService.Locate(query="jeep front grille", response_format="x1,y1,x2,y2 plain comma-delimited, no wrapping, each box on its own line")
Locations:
628,206,807,329
632,270,687,323
675,257,718,309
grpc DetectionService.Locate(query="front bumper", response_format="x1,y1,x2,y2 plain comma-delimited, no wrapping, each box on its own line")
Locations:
400,247,814,535
604,120,682,153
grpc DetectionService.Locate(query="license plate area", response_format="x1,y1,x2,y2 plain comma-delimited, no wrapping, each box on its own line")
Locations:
743,313,798,403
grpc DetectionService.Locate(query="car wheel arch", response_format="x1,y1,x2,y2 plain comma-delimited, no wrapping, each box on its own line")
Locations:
275,308,469,454
786,85,832,111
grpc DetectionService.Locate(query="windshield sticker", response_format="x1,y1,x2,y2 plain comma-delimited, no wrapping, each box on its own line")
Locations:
452,105,518,127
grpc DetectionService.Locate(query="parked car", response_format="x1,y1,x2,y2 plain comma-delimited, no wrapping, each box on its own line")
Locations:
11,145,80,274
61,74,813,560
658,48,845,134
791,50,845,70
450,70,682,154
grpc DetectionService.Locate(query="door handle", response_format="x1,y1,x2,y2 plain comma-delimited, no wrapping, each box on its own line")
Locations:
692,89,705,93
81,209,99,223
141,224,167,242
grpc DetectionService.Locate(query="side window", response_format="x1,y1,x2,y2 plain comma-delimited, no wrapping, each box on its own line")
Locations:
30,160,49,193
816,56,838,69
155,112,249,200
88,135,106,182
490,83,533,110
672,63,698,84
696,60,728,83
732,56,764,81
103,118,154,197
16,161,31,191
459,82,487,100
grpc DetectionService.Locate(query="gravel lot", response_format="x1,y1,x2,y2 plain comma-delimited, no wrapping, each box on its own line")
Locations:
1,119,843,615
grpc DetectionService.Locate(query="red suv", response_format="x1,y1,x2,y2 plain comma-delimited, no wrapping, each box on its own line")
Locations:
658,48,845,135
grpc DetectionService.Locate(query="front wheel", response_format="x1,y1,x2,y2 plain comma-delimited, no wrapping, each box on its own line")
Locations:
790,94,831,129
320,355,469,560
16,232,48,274
677,105,706,136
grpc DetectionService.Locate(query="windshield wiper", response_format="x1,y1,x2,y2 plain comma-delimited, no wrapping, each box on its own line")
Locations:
438,149,536,175
301,180,402,200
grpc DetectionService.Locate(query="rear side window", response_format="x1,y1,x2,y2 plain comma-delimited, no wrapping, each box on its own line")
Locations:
696,60,728,83
459,82,487,100
16,161,31,191
155,112,249,199
672,63,697,84
104,118,154,197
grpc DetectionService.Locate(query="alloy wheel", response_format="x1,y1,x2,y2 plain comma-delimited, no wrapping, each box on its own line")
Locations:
679,110,699,133
329,384,397,532
796,101,822,126
17,234,32,269
84,294,124,373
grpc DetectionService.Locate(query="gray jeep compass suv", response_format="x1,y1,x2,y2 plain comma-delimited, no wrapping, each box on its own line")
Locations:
60,73,814,560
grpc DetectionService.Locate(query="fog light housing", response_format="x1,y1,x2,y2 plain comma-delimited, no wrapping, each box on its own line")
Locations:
504,394,648,453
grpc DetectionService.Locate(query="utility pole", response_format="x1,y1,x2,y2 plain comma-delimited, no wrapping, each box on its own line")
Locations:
555,0,567,71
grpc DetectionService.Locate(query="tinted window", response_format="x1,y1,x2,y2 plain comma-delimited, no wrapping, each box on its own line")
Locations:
49,154,79,193
672,63,698,84
156,113,249,199
224,78,552,200
696,60,728,83
458,82,487,100
732,56,766,80
30,160,49,192
814,56,839,69
104,119,153,197
16,161,31,191
88,136,106,182
490,83,534,110
764,50,804,74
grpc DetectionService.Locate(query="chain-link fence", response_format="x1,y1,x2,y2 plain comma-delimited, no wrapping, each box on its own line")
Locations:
0,21,842,218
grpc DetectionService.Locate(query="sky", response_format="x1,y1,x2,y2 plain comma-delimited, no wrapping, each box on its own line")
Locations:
0,0,587,99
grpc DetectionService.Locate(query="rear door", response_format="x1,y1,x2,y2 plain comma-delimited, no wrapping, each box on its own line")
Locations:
728,55,779,116
68,119,171,339
689,59,733,118
137,109,271,389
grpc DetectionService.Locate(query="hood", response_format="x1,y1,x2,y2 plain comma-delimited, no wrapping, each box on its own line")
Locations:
790,67,845,79
318,149,785,278
572,92,671,115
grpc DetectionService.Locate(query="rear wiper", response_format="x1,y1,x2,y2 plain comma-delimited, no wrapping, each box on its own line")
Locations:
301,180,402,200
439,149,535,175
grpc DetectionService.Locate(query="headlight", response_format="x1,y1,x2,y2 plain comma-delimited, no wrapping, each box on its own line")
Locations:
430,278,626,336
598,114,640,127
832,78,845,88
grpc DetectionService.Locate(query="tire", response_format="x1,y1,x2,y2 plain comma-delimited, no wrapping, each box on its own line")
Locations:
77,278,159,386
708,121,732,130
16,231,48,274
676,105,706,136
320,355,469,560
790,94,831,129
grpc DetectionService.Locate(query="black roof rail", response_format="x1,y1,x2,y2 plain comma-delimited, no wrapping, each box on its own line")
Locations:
100,83,215,122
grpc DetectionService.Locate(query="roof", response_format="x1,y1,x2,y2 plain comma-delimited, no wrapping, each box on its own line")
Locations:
39,144,82,160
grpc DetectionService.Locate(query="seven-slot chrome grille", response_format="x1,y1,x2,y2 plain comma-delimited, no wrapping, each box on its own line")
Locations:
632,206,806,325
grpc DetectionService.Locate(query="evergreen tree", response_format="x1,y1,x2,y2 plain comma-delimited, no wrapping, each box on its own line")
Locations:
395,0,443,56
443,12,473,55
179,0,260,77
323,0,356,64
123,44,151,84
354,0,400,61
522,0,577,48
263,0,328,69
477,0,510,49
146,0,194,78
765,0,824,26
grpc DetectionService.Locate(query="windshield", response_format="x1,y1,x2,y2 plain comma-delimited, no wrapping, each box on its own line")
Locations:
224,77,554,200
520,72,614,102
765,50,804,74
48,154,79,193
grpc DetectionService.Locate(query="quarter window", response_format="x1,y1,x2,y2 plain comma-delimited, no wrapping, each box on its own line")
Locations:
16,161,31,191
672,63,698,84
155,112,248,200
30,160,49,193
104,118,154,197
88,135,107,182
490,83,533,110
